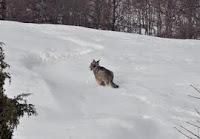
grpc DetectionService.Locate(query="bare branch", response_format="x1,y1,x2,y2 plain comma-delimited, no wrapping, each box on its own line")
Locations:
188,95,200,99
191,85,200,94
185,122,200,129
174,127,195,139
180,125,200,139
194,108,200,116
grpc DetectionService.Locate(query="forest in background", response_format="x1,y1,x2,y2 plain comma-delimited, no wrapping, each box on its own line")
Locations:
0,0,200,39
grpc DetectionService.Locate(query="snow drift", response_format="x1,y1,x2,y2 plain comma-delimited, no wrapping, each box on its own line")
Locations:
1,21,200,139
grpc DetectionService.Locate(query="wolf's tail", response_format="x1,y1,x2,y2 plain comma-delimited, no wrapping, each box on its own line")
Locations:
110,81,119,88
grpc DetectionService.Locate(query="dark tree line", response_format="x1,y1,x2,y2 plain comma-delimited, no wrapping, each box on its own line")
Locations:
0,0,200,39
0,43,37,139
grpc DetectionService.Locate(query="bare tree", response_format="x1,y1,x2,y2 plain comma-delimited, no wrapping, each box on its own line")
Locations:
0,0,6,20
109,0,123,31
88,0,103,29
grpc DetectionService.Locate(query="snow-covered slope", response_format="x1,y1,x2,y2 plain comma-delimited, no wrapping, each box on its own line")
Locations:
1,21,200,139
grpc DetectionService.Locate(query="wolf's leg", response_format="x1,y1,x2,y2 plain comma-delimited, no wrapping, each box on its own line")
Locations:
96,79,105,86
100,81,106,86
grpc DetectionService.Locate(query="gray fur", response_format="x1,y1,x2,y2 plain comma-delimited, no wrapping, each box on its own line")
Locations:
90,60,119,88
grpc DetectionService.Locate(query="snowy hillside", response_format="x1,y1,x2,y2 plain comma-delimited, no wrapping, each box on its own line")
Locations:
1,21,200,139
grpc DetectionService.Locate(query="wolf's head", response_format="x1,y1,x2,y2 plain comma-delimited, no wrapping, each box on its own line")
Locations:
90,59,100,70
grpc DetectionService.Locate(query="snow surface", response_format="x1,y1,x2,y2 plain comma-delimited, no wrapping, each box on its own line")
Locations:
1,21,200,139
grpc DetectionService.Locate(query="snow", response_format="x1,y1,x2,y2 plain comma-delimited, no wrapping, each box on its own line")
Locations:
1,21,200,139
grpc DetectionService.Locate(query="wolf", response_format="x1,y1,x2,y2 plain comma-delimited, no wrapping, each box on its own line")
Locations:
90,59,119,88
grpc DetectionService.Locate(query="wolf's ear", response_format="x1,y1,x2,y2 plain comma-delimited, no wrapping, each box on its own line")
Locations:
97,60,100,64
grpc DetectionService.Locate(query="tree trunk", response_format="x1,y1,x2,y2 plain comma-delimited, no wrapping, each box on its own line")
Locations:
111,0,116,31
0,0,6,20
